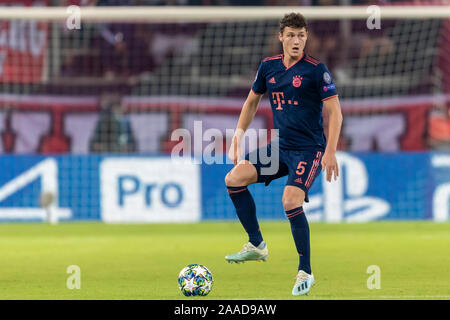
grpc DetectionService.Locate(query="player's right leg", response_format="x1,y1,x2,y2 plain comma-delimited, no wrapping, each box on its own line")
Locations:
224,160,268,263
224,143,287,264
224,159,258,187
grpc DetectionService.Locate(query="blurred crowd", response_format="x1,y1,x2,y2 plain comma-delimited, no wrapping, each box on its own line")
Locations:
1,0,447,153
57,3,398,93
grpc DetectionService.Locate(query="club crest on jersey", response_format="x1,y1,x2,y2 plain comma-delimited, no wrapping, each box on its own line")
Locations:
292,75,302,88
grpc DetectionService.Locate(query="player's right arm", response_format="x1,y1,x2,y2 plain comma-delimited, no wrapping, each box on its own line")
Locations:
228,90,263,165
229,61,267,165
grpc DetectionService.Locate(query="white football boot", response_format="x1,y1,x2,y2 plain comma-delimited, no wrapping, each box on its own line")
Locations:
292,270,315,296
225,241,268,263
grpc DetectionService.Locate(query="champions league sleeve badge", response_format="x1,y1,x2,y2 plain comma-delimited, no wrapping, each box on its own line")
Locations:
323,72,332,84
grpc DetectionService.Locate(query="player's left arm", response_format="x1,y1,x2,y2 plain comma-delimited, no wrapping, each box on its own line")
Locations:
322,96,343,182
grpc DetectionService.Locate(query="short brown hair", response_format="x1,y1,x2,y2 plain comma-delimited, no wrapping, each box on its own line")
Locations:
279,13,308,34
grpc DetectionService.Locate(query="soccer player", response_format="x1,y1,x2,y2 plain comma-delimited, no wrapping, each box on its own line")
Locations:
224,13,342,296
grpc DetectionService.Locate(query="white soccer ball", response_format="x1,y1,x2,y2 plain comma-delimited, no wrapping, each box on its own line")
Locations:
177,264,213,296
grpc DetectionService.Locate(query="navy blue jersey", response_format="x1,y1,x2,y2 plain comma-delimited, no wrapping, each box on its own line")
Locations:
251,52,338,151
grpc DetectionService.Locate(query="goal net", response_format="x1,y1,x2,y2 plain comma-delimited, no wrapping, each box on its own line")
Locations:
0,2,449,222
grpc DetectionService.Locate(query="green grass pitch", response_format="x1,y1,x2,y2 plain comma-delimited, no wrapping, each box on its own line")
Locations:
0,221,449,300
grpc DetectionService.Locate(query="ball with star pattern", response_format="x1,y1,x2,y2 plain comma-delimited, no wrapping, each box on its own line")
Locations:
178,264,213,296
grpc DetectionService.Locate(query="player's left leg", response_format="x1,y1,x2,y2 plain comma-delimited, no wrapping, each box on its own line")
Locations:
283,150,323,296
282,186,315,295
282,186,309,271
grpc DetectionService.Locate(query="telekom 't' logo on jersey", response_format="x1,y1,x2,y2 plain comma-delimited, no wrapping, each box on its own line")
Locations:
272,92,300,110
272,92,285,110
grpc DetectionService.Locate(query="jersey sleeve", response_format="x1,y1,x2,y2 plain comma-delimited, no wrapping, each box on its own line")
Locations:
316,63,338,101
251,62,267,95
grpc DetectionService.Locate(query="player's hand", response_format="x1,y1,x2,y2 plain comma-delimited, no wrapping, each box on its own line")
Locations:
321,151,339,182
228,136,242,166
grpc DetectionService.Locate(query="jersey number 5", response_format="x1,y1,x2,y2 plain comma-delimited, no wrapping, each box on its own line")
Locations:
296,161,307,175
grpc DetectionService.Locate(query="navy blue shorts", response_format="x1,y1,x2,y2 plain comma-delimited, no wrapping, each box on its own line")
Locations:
244,143,323,203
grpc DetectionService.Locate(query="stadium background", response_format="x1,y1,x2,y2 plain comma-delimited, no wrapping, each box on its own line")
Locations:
0,0,449,225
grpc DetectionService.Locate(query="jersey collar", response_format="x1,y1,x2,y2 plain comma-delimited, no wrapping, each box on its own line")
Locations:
282,51,305,70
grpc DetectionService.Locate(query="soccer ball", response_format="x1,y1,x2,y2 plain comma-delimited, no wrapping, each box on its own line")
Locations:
178,264,213,296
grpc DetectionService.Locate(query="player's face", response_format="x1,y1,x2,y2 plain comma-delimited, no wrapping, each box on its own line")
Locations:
279,27,307,59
